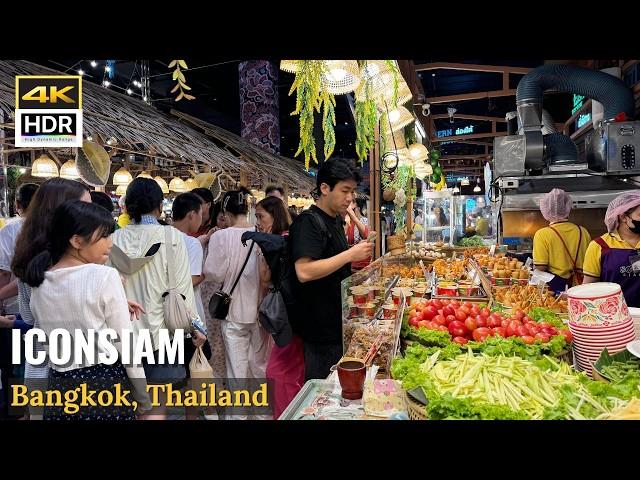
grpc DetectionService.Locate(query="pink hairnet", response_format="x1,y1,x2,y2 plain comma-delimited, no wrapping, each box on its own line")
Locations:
605,191,640,233
540,189,572,223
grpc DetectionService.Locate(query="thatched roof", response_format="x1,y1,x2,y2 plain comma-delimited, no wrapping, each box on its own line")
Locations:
0,60,313,191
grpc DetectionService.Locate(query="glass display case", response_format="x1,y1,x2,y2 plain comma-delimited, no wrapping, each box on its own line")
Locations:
452,194,497,244
340,255,424,375
419,190,455,245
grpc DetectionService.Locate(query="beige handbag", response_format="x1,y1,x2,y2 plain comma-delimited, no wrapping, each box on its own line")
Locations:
189,345,214,378
162,227,193,334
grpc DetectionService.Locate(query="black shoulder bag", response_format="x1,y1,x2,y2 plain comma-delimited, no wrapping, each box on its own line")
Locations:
208,241,255,320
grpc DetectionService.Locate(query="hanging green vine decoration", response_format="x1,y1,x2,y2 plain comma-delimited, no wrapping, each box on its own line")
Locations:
322,88,336,159
288,61,336,170
384,60,400,108
355,98,377,163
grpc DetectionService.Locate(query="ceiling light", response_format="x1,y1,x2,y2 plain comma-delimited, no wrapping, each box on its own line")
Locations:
77,69,84,76
91,60,97,68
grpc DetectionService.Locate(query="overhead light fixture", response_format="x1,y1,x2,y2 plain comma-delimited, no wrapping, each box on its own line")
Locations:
115,184,127,196
90,60,97,68
408,143,429,162
77,69,84,76
169,177,187,192
137,170,153,179
126,88,132,95
154,176,170,194
387,106,415,132
321,60,361,94
184,178,198,191
474,177,481,192
59,159,79,179
19,168,26,174
103,80,110,87
447,107,457,124
280,60,300,73
31,153,59,178
105,65,111,73
461,177,470,186
143,96,148,102
453,186,460,193
113,167,133,185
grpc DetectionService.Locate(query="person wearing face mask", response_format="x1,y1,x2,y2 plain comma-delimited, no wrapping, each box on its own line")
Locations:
583,191,640,307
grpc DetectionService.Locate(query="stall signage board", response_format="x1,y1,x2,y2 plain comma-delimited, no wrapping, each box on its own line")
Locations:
15,75,83,147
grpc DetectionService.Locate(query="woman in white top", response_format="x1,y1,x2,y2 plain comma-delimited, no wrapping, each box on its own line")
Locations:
204,188,271,387
26,200,151,420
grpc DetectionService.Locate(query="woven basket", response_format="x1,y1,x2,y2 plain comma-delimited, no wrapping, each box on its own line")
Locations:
405,392,428,420
387,235,405,251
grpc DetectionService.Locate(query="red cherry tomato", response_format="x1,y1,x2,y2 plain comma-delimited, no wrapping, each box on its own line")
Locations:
445,314,457,325
521,335,535,345
437,325,449,332
488,316,502,328
492,326,506,337
434,315,446,326
431,299,443,309
418,320,429,328
464,317,478,332
535,332,550,343
476,316,488,328
455,309,468,322
452,336,469,345
409,318,420,327
516,326,529,337
472,327,492,342
558,329,573,343
480,308,491,318
448,321,469,338
470,305,481,316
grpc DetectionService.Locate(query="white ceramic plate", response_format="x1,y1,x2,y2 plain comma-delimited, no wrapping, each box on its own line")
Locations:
627,339,640,358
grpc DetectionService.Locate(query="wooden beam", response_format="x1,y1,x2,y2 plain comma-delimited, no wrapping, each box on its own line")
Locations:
427,89,516,104
430,114,506,122
432,132,507,142
415,62,532,75
492,121,496,133
397,60,430,139
503,72,509,90
622,60,638,73
440,154,491,161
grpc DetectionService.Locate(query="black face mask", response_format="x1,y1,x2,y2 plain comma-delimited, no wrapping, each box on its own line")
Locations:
627,218,640,234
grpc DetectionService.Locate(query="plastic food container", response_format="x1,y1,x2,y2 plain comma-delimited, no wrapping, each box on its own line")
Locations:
382,304,398,319
392,288,412,306
351,286,369,305
358,303,377,319
437,282,458,296
458,284,480,297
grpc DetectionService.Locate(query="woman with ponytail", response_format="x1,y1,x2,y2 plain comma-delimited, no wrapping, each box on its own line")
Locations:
26,201,150,420
204,188,271,414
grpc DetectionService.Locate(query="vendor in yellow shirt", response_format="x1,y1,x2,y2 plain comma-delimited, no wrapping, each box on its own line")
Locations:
533,189,590,294
117,195,130,229
583,191,640,307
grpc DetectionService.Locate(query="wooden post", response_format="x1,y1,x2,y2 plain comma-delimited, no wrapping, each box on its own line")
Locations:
239,170,248,188
370,123,382,259
406,177,414,238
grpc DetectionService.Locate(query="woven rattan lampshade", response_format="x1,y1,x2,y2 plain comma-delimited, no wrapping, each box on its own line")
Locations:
408,143,429,162
387,106,414,132
280,60,301,73
383,128,407,152
31,154,59,178
112,167,133,185
137,170,152,179
59,159,79,179
154,176,170,194
375,76,413,109
414,161,433,179
355,60,397,101
115,184,127,196
169,177,187,193
184,178,198,191
321,60,361,95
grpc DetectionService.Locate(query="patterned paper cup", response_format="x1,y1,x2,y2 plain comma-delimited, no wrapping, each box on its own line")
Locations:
566,282,631,327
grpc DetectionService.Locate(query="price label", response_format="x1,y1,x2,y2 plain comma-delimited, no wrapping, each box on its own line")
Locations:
524,257,533,269
489,245,496,256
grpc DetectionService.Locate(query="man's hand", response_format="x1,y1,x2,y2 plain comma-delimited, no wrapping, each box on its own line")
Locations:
348,241,374,262
127,300,146,321
191,329,206,348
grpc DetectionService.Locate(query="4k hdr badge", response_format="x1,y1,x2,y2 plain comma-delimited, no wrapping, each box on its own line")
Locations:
15,75,83,147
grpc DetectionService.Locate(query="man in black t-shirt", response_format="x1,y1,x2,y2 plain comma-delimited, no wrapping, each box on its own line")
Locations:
288,159,374,380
